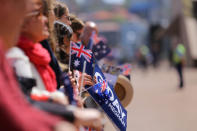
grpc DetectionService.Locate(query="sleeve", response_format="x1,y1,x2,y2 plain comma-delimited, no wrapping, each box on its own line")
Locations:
6,47,34,78
0,51,62,131
41,40,63,89
17,76,36,96
13,58,34,78
28,98,75,123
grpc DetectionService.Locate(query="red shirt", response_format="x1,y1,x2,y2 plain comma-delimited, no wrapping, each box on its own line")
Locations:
0,39,62,131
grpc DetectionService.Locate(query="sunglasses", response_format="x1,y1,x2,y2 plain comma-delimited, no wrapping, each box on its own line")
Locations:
54,21,73,40
63,15,71,21
25,10,44,19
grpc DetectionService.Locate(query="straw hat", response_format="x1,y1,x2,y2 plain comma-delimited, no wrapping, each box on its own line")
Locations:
114,75,134,107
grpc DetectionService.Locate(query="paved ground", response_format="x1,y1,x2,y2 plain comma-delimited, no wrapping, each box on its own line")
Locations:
104,65,197,131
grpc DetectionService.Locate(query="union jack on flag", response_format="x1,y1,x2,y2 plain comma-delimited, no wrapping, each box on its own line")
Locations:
71,42,92,63
100,80,107,92
94,80,108,95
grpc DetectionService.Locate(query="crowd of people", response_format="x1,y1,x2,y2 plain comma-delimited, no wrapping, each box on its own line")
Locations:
0,0,110,130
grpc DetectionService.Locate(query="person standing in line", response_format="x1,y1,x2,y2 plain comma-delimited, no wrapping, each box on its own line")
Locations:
1,0,102,130
0,0,76,130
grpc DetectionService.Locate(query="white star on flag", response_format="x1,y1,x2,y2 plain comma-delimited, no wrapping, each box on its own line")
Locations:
97,45,101,49
102,50,106,54
74,59,80,67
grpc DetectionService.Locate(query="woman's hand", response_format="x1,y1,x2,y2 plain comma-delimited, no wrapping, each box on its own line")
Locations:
78,73,96,87
68,71,80,97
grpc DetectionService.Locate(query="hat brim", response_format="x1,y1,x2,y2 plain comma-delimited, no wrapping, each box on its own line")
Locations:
114,75,134,107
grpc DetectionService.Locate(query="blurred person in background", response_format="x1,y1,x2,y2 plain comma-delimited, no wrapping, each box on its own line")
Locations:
80,21,111,61
54,21,73,68
70,15,85,43
40,0,65,90
80,21,98,48
136,44,150,69
54,21,96,101
54,1,71,26
172,37,186,88
53,1,72,71
53,3,97,109
79,21,104,109
55,14,85,67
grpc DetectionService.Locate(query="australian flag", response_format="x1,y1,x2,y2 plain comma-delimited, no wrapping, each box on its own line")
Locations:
70,42,127,131
92,40,111,61
87,80,127,131
60,73,76,105
119,64,132,80
86,31,111,61
71,42,92,63
70,42,94,75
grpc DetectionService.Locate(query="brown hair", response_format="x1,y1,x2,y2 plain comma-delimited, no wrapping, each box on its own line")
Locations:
70,14,85,33
42,0,57,51
54,1,69,19
54,21,73,46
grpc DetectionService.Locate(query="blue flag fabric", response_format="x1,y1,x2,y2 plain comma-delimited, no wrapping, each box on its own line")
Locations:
71,42,127,131
92,40,111,61
103,73,118,86
60,73,76,105
87,80,127,131
86,32,111,61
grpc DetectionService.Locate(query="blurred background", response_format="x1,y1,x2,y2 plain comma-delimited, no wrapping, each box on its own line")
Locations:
60,0,197,66
61,0,197,130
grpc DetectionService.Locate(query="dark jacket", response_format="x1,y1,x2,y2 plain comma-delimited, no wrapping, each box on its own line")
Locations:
41,40,62,89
